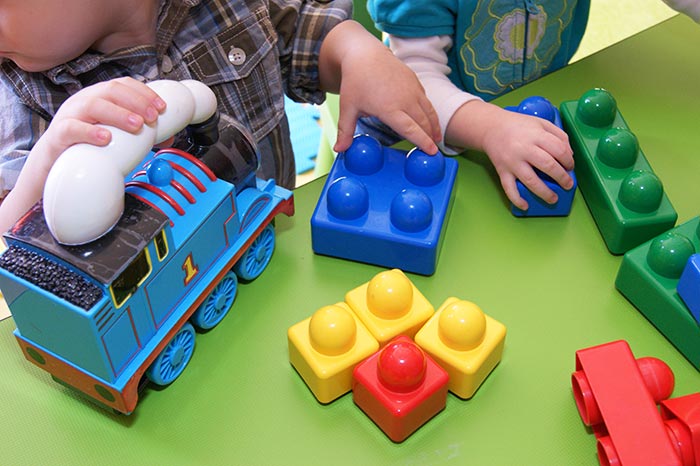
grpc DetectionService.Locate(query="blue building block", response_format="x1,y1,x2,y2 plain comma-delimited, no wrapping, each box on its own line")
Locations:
505,96,577,217
678,253,700,324
310,134,458,275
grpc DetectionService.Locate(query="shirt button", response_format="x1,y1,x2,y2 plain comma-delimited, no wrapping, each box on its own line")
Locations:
161,56,173,73
228,47,246,66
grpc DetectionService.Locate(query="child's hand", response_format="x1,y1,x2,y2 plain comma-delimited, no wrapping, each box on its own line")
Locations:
38,77,166,175
319,21,441,155
335,44,441,155
447,100,574,210
484,108,574,210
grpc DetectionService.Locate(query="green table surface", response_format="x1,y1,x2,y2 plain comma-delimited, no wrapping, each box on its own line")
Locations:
2,15,700,466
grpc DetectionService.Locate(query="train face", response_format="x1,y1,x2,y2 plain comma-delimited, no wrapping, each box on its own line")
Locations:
0,134,293,413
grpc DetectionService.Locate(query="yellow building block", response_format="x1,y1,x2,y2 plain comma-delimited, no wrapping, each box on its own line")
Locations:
288,303,379,404
415,298,506,399
345,269,434,346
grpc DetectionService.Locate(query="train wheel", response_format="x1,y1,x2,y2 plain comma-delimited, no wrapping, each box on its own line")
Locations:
146,322,196,386
233,223,275,281
191,271,238,330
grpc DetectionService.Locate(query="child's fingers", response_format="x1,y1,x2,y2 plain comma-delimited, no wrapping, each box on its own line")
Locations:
540,123,575,170
334,99,360,153
499,173,528,211
382,110,438,155
62,78,165,127
334,95,439,155
516,163,559,204
86,124,113,146
400,92,441,151
530,149,574,191
416,94,442,144
111,77,166,107
78,97,150,133
101,79,165,124
45,118,112,153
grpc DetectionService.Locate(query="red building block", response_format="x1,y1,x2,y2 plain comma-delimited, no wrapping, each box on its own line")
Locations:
571,340,682,466
352,336,448,442
661,392,700,466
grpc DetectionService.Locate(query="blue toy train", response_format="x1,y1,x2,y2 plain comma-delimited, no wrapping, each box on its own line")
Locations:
0,121,294,414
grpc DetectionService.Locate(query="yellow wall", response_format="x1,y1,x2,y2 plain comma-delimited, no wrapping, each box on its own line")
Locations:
572,0,677,61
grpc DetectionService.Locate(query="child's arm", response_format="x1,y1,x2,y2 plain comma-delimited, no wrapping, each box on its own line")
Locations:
317,20,441,155
390,35,574,210
0,77,165,235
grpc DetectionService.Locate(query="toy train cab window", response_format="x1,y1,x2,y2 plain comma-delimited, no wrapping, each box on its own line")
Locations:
154,230,168,261
110,248,152,308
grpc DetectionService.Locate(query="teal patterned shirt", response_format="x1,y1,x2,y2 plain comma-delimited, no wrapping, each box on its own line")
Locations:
368,0,589,101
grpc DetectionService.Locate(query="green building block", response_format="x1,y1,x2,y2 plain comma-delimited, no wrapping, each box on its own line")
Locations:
615,216,700,371
560,89,677,254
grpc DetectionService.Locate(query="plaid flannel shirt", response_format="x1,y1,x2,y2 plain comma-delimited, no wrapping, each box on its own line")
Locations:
0,0,351,192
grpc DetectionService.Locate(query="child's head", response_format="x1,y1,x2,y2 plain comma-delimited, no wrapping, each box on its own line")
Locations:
0,0,155,72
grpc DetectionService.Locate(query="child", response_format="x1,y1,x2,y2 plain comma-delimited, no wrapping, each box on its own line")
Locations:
0,0,441,233
362,0,700,210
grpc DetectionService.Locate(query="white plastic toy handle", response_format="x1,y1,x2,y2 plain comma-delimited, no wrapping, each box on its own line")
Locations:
42,79,217,245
